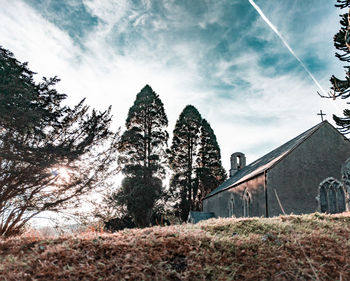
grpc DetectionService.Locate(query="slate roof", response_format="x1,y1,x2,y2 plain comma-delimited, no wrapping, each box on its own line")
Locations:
206,121,328,199
187,211,215,223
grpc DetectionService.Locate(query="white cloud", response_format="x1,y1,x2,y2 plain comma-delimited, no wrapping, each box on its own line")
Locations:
0,1,78,77
82,0,130,25
198,49,347,171
0,0,345,177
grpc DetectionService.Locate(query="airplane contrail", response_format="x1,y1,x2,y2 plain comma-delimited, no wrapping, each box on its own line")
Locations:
248,0,328,97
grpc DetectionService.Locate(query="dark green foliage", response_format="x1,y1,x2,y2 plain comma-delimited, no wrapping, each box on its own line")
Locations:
116,85,168,227
104,215,136,232
169,105,202,221
0,46,119,236
115,175,163,227
169,105,226,221
328,2,350,133
197,119,227,209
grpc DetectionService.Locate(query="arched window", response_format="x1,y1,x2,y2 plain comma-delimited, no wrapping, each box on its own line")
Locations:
319,185,328,213
318,178,346,214
228,195,235,217
337,187,346,213
243,189,252,217
332,180,346,213
328,186,337,214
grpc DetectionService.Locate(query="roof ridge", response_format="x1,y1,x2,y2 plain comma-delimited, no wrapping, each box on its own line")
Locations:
206,121,326,198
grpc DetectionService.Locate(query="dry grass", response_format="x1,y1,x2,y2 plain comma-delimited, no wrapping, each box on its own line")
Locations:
1,212,350,280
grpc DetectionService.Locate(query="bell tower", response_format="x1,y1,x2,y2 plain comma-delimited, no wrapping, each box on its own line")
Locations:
229,152,246,177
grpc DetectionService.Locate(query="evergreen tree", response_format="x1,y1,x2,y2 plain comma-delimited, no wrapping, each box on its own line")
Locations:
322,1,350,133
196,119,227,209
116,85,168,227
169,107,226,221
0,47,119,236
169,105,203,221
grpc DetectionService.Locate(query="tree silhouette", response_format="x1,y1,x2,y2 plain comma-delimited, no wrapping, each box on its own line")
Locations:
169,105,226,221
0,47,119,236
116,85,168,227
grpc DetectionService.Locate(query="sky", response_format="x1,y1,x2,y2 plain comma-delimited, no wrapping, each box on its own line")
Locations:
0,0,348,174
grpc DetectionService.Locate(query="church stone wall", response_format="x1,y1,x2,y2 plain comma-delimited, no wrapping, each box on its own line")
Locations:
203,174,266,218
266,123,350,217
203,190,229,217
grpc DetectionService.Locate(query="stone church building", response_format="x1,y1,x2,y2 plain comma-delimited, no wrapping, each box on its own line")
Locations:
202,121,350,218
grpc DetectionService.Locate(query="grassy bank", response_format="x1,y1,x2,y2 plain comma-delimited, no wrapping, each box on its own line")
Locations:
1,212,350,280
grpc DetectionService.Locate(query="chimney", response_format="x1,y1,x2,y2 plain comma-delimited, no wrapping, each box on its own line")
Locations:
229,152,246,177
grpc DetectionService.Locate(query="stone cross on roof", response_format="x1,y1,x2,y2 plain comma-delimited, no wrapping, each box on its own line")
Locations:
317,110,326,122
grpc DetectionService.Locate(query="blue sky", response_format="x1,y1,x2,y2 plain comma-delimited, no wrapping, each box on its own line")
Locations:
0,0,347,173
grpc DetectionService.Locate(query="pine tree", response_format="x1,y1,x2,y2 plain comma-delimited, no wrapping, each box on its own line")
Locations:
116,85,168,227
196,119,227,209
169,105,203,221
323,1,350,133
0,47,119,236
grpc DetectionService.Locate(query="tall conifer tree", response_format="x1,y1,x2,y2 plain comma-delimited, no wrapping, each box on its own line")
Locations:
169,106,226,221
169,105,202,221
196,119,227,209
116,85,168,227
324,1,350,133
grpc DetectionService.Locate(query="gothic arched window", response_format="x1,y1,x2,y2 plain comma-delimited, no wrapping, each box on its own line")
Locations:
228,195,235,217
318,178,346,214
337,186,346,213
328,186,337,214
319,185,328,213
243,189,252,217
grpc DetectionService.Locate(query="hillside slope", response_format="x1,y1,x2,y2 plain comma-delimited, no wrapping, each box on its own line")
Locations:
1,213,350,280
